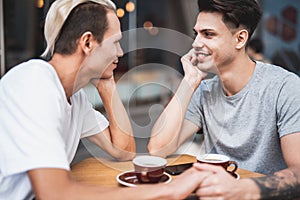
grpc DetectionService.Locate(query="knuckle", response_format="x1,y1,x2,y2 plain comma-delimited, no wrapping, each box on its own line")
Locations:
214,187,224,195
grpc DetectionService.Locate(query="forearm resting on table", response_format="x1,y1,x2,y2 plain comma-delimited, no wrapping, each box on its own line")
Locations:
88,132,135,161
148,78,195,156
251,167,300,200
44,171,203,200
29,168,123,200
97,85,136,160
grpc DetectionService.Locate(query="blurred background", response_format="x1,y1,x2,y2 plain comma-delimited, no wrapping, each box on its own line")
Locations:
1,0,300,76
1,0,299,162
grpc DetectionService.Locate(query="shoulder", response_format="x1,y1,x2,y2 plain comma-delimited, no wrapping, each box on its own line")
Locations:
0,59,66,106
1,59,57,85
3,59,54,75
70,89,98,116
256,61,299,81
71,89,91,104
254,62,299,91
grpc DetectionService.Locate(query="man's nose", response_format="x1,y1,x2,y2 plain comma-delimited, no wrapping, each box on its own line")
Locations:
117,43,124,57
192,35,204,49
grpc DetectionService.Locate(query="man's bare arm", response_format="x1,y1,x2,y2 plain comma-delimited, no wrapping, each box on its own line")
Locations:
148,51,206,157
252,168,300,200
28,166,211,200
90,77,135,161
252,132,300,200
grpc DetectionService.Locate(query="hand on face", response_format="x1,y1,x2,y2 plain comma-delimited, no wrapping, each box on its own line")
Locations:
181,49,208,90
193,163,241,200
91,75,116,92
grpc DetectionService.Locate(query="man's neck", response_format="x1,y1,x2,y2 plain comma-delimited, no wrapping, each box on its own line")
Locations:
218,56,256,96
49,53,84,101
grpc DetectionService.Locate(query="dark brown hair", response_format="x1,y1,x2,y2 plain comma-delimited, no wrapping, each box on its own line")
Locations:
54,2,110,55
198,0,262,38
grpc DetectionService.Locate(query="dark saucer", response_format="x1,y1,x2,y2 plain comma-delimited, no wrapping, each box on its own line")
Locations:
116,171,172,187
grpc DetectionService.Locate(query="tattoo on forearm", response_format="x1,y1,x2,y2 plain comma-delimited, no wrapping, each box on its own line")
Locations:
251,170,300,200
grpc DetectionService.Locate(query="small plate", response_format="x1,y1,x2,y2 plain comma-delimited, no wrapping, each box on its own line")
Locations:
116,171,172,187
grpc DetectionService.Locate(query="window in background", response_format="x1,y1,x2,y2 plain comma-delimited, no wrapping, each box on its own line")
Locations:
0,0,5,76
261,0,300,75
3,0,45,73
2,0,198,76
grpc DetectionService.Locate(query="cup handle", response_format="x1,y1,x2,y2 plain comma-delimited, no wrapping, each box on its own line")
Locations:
227,161,238,174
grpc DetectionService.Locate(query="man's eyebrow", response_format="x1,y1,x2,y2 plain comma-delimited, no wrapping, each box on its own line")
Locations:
200,28,214,32
193,28,215,33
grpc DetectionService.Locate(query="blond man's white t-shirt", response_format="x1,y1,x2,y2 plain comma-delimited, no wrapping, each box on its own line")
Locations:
0,59,109,199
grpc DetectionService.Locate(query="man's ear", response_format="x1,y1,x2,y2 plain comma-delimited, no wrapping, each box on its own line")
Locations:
235,29,248,50
79,32,95,55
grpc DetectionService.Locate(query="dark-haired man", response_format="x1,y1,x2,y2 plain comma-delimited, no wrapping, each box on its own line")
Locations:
149,0,300,199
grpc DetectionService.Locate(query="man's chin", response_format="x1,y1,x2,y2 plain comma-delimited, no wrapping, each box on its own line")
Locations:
196,64,218,74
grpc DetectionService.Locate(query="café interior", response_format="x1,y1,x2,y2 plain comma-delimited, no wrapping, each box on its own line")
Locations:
1,0,300,165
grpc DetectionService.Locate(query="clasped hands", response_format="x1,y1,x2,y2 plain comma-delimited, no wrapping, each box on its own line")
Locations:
173,163,244,200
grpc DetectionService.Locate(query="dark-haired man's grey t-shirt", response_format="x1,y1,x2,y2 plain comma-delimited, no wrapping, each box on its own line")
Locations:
185,61,300,175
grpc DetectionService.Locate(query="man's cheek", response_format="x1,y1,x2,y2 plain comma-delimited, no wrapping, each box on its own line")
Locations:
93,46,114,63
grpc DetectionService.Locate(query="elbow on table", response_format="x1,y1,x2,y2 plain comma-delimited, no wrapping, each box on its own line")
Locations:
111,139,136,161
109,154,134,162
148,142,177,158
147,140,160,155
112,150,136,161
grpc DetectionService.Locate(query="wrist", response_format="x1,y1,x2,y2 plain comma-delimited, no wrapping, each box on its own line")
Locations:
238,179,261,200
97,84,116,99
182,76,201,91
146,184,177,200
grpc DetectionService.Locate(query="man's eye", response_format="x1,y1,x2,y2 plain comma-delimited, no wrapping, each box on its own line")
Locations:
204,32,213,37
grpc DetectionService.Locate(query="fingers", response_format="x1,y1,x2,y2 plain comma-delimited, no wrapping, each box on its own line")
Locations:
193,163,241,200
181,49,208,80
194,173,226,199
196,184,227,199
181,52,192,66
178,165,212,182
181,49,205,81
181,49,197,66
193,163,225,173
169,166,213,199
197,195,224,200
174,166,213,189
196,186,222,197
190,52,198,66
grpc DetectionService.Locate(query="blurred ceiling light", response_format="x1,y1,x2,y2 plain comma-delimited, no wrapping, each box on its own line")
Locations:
117,8,125,18
143,21,153,30
37,0,44,8
125,2,135,12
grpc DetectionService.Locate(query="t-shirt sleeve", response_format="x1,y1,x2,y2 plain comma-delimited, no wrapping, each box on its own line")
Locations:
0,65,69,177
185,85,203,129
79,91,109,138
277,74,300,137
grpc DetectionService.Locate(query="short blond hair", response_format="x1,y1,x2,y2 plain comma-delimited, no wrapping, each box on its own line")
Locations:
41,0,116,59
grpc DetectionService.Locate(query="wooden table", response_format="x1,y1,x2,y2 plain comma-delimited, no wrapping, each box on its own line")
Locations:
70,154,264,187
